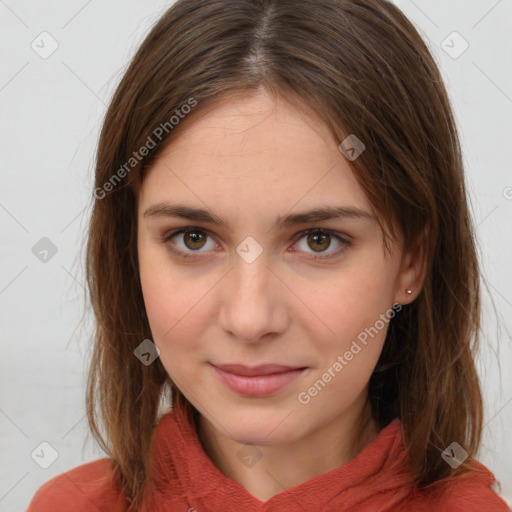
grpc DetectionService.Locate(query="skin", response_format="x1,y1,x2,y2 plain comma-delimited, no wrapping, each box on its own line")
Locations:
136,87,425,502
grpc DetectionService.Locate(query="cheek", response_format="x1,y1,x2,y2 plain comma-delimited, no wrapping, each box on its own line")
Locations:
140,271,207,343
139,266,209,388
310,262,395,343
138,241,192,341
297,270,395,413
138,241,221,368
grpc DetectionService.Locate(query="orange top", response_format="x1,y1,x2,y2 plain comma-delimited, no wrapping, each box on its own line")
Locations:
26,402,510,511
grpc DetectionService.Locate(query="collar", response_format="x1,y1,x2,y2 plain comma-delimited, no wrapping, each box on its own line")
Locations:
144,400,415,511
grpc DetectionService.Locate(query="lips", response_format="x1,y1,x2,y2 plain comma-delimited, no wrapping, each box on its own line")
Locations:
210,363,308,397
212,363,305,377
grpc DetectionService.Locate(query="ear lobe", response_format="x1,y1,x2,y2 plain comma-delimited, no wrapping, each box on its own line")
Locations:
395,226,429,305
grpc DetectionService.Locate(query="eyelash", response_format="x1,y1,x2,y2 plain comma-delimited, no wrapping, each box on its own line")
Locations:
159,227,351,261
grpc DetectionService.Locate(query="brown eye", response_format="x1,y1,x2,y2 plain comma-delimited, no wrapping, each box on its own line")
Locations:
161,228,218,258
183,230,207,250
161,227,349,262
292,229,349,260
307,231,331,252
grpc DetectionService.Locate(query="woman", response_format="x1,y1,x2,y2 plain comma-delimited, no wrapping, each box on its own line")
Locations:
27,0,509,510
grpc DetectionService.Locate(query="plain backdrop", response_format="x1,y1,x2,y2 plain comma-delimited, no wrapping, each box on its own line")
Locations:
0,1,511,510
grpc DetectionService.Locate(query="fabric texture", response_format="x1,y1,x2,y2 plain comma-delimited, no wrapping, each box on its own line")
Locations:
26,401,510,511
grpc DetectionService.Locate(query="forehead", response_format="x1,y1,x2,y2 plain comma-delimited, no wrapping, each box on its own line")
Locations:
138,89,373,218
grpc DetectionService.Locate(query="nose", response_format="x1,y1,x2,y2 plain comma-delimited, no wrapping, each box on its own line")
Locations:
218,252,289,345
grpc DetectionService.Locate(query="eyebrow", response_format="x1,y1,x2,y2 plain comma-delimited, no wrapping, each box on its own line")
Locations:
143,202,374,231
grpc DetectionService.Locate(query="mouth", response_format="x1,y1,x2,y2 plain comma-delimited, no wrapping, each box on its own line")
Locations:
210,363,308,397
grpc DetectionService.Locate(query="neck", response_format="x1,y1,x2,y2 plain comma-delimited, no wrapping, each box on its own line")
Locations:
196,395,379,502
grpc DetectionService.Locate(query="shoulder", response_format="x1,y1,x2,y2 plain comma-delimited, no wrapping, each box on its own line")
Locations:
432,469,510,511
401,461,511,512
26,458,129,512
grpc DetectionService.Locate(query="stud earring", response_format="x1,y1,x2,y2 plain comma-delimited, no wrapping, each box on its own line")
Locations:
393,290,413,308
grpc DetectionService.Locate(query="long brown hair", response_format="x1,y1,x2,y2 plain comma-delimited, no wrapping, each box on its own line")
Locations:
84,0,484,508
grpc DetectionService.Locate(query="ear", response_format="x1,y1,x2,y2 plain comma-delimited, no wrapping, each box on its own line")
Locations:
393,225,429,306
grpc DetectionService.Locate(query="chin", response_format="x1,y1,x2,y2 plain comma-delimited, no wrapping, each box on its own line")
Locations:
212,403,303,446
229,428,293,447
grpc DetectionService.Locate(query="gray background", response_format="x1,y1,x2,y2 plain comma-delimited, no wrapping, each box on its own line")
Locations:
0,1,511,510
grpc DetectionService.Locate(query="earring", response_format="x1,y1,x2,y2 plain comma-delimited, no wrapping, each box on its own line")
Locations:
393,289,412,308
393,290,412,307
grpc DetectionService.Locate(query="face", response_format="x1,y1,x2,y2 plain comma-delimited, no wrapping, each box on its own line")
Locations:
137,88,417,447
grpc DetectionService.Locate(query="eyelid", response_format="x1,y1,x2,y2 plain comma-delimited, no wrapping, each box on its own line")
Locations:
160,226,217,245
291,228,351,245
160,226,351,260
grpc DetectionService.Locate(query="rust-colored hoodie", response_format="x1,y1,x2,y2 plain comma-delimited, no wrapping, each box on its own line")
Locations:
26,401,510,511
